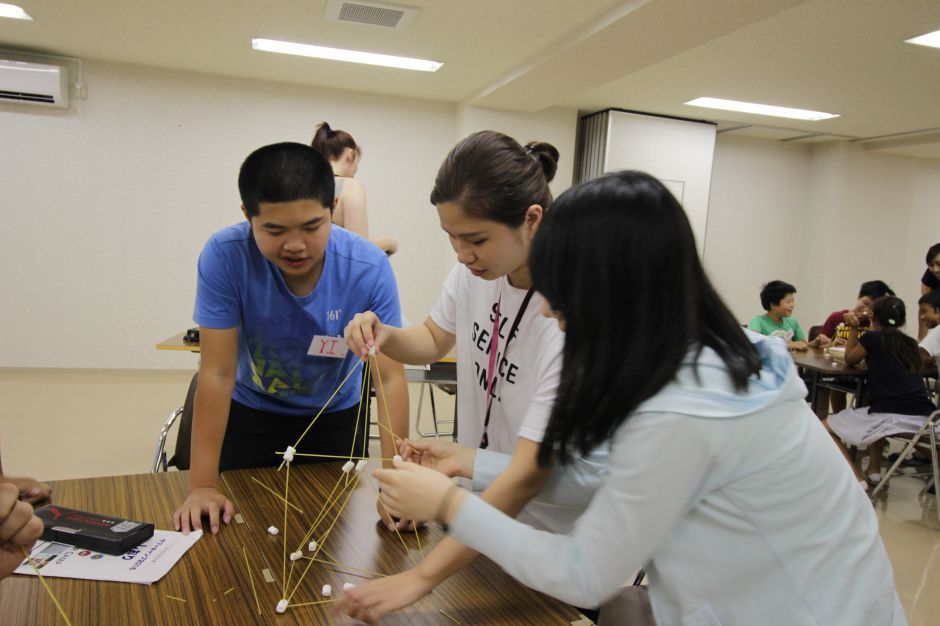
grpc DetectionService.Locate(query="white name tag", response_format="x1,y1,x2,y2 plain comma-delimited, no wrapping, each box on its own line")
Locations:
308,335,349,359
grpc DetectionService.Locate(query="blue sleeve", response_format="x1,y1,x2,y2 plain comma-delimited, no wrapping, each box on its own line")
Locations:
368,256,402,328
193,237,241,329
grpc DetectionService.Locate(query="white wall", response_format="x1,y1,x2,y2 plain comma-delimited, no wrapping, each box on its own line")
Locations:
705,134,940,333
0,62,580,370
1,60,457,369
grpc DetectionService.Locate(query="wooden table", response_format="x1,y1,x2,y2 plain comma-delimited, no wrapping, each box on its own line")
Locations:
791,347,867,413
1,468,578,625
156,331,200,353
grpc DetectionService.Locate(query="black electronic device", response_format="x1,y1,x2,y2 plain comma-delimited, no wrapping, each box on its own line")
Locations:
183,327,200,343
34,505,155,556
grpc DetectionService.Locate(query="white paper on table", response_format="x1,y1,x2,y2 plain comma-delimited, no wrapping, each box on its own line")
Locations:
14,529,202,585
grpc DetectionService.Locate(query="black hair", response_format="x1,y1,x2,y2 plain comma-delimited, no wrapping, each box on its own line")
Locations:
858,280,894,300
759,280,796,311
430,130,559,227
531,171,761,467
311,122,359,162
919,289,940,310
926,243,940,265
871,296,920,374
238,142,334,217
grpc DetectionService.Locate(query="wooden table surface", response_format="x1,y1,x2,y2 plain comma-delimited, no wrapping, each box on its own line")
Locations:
1,467,577,625
790,347,866,376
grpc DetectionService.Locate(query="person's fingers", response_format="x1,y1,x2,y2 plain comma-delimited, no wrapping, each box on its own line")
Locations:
187,505,202,533
0,500,34,543
207,501,221,535
9,514,43,547
173,508,183,532
0,483,18,517
373,467,395,483
222,498,235,525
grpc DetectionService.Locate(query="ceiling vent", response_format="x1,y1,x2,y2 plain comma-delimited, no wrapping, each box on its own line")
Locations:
325,0,418,30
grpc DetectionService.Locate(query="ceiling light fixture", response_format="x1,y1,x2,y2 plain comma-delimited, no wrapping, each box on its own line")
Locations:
905,30,940,49
0,3,32,20
251,38,442,72
685,97,839,121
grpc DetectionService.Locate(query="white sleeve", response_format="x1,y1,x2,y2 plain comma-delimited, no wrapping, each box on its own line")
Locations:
515,326,563,443
449,412,714,608
920,327,940,360
429,264,463,335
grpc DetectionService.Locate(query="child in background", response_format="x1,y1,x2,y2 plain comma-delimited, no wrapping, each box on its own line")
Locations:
918,289,940,373
918,243,940,340
826,296,935,488
820,280,894,345
748,280,830,351
813,280,895,419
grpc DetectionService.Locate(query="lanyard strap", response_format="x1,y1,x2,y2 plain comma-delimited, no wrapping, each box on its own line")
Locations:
480,287,535,449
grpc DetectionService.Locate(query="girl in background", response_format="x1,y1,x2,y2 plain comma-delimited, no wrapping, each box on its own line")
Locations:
358,171,905,626
311,122,398,255
826,296,935,487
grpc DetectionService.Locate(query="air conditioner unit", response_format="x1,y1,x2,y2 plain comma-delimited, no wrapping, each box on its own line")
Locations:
0,58,69,108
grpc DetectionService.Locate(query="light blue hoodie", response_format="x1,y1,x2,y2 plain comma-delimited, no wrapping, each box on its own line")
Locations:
451,332,907,626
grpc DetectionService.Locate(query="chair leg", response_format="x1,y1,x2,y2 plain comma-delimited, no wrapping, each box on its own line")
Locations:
930,425,940,524
870,431,926,498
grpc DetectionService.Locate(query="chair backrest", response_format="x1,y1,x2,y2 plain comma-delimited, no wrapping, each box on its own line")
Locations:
808,325,822,341
169,372,198,470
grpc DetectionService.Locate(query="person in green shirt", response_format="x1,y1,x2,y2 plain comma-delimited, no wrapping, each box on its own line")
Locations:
748,280,830,351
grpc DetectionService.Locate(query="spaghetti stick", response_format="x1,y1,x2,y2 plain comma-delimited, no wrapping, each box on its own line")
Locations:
242,545,262,615
288,473,362,602
276,452,395,462
21,548,72,626
223,587,235,595
290,598,340,608
294,471,355,554
250,476,304,513
440,608,463,624
166,595,187,603
282,461,290,597
278,359,363,470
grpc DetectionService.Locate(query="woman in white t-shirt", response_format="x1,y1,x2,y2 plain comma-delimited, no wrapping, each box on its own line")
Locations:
344,130,606,619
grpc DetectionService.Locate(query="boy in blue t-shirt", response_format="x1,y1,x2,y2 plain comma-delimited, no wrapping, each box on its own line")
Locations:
748,280,830,351
174,142,409,536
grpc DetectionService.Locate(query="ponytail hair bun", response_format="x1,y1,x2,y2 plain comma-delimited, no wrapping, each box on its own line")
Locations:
311,121,358,161
524,141,560,184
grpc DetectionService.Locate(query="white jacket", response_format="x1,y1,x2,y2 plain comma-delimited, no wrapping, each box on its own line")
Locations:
450,332,906,626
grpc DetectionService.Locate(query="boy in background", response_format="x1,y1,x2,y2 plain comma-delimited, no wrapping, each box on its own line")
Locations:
748,280,830,351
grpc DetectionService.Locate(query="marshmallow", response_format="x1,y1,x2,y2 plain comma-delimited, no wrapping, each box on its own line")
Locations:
355,459,368,473
289,550,303,561
267,526,279,535
308,540,318,552
343,582,356,592
341,460,355,473
321,584,332,597
282,445,296,462
393,454,402,464
276,599,288,613
368,345,377,356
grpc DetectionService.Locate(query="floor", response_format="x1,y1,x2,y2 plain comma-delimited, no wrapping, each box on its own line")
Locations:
1,368,937,624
